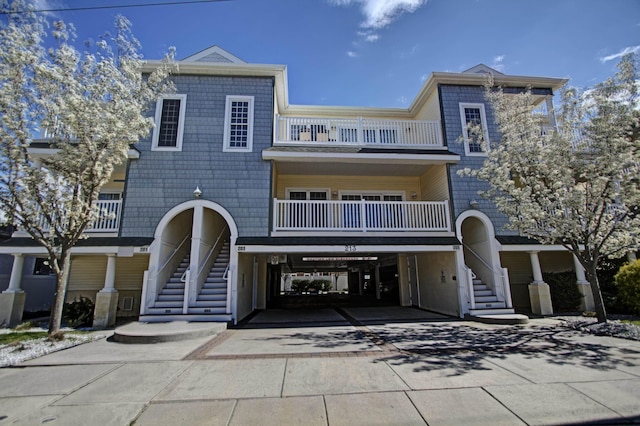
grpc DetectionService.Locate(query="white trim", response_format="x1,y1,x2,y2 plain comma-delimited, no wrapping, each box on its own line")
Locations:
151,94,187,152
459,102,489,157
223,95,254,152
498,244,569,252
262,151,460,164
285,188,331,200
270,231,455,238
234,244,461,253
180,45,246,64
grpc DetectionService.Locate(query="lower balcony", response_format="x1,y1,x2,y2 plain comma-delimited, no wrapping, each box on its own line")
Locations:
273,199,451,233
32,199,122,234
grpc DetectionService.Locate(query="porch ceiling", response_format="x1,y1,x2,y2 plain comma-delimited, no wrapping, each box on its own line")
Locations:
274,161,437,176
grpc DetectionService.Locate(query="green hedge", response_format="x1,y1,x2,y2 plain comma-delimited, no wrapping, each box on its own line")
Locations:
542,271,582,312
614,259,640,314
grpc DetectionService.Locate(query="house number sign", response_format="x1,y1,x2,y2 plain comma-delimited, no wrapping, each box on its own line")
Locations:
345,244,357,252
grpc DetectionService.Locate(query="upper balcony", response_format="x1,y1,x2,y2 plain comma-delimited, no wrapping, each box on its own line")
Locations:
275,115,444,148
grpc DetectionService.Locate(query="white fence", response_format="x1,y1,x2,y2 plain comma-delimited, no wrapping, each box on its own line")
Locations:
273,199,450,232
275,115,443,147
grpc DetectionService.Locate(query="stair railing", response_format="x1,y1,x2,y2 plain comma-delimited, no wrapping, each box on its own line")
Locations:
193,225,230,305
462,265,476,310
148,233,191,305
461,242,509,304
198,225,229,277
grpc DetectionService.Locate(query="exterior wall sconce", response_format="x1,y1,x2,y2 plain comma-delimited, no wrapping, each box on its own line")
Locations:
193,186,202,198
411,192,417,200
469,199,479,209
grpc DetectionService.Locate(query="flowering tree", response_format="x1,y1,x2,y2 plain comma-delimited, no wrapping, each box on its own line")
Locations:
0,0,174,334
462,54,640,323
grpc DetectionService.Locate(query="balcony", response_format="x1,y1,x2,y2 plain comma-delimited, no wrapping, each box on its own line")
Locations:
275,115,444,148
35,199,122,234
273,199,451,233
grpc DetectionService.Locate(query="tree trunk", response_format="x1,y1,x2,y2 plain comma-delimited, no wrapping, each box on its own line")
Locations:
586,263,607,323
48,249,72,335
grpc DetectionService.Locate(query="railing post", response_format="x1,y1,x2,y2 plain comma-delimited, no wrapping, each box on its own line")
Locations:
182,268,191,314
273,198,278,232
357,117,364,145
502,267,513,308
466,267,476,310
361,199,367,232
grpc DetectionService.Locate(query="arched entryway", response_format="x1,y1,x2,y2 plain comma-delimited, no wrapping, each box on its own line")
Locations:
456,210,513,314
141,200,238,321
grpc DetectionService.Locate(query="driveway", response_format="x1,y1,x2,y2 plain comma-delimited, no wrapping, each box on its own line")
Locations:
1,307,639,425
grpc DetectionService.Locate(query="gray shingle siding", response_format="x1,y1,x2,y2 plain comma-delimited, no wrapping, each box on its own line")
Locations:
120,75,273,238
440,84,518,236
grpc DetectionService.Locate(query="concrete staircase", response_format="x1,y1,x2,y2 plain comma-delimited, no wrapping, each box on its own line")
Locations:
145,254,189,316
189,242,230,315
468,278,513,316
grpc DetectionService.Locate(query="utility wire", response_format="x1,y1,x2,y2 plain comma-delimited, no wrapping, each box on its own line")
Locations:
1,0,230,15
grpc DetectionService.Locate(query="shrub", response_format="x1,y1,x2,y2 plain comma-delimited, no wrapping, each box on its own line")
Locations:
309,280,332,292
63,297,95,328
543,271,582,312
614,260,640,314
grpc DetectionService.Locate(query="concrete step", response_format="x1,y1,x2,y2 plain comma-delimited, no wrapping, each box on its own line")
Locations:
187,307,228,315
158,294,183,302
113,320,226,343
139,314,232,323
467,312,528,325
196,294,226,302
145,307,184,315
191,300,227,308
204,280,226,286
468,308,514,316
164,283,184,289
475,296,499,303
473,284,489,290
160,289,184,296
168,278,184,284
153,301,183,309
472,279,483,285
200,288,226,295
473,301,506,309
474,290,493,297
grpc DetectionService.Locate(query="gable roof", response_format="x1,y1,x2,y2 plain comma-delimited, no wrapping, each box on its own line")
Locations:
180,45,246,64
462,63,505,75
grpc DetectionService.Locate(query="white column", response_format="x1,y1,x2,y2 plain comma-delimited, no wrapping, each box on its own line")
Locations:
101,254,117,293
529,251,544,284
5,254,25,293
573,255,589,285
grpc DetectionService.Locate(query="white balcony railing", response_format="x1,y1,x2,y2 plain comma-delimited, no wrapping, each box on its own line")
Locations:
273,199,451,232
36,199,122,233
275,115,443,148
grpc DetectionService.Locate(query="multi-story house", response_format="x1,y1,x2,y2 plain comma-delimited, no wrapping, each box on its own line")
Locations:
0,46,594,328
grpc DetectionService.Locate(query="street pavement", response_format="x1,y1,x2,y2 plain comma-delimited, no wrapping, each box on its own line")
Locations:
1,307,639,425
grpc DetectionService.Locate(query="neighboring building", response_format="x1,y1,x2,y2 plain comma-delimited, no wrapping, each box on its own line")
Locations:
0,46,593,328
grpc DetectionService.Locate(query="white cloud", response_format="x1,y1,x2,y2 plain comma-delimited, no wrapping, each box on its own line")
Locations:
347,51,358,57
331,0,427,28
397,95,408,105
491,54,505,72
357,30,380,42
600,45,640,63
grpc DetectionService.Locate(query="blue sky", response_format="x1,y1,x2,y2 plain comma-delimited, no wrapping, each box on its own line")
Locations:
33,0,640,107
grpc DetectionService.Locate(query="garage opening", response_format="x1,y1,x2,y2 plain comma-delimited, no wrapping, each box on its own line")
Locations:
266,253,399,309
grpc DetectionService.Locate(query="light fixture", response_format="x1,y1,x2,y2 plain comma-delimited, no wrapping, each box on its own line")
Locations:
411,192,417,200
469,199,479,209
193,186,202,198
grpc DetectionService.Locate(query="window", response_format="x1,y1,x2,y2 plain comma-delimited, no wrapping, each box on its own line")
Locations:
224,95,254,152
33,258,53,275
152,95,187,151
287,190,329,200
459,103,489,156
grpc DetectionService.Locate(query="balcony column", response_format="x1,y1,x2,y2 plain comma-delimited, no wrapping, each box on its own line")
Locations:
573,255,594,312
93,254,118,328
528,251,553,315
0,254,27,327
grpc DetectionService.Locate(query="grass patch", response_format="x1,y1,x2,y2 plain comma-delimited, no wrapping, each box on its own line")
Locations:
0,331,49,346
622,319,640,326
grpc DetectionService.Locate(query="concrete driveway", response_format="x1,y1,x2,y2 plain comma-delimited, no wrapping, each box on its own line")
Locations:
2,307,639,425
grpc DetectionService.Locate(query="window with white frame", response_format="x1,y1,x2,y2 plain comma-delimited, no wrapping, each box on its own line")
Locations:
459,103,489,155
152,94,187,151
223,95,254,152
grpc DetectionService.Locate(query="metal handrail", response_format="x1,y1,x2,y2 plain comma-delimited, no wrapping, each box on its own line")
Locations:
198,225,229,276
156,233,191,279
462,242,508,303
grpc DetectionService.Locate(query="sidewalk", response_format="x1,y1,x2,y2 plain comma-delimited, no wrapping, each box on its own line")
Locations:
1,307,639,425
